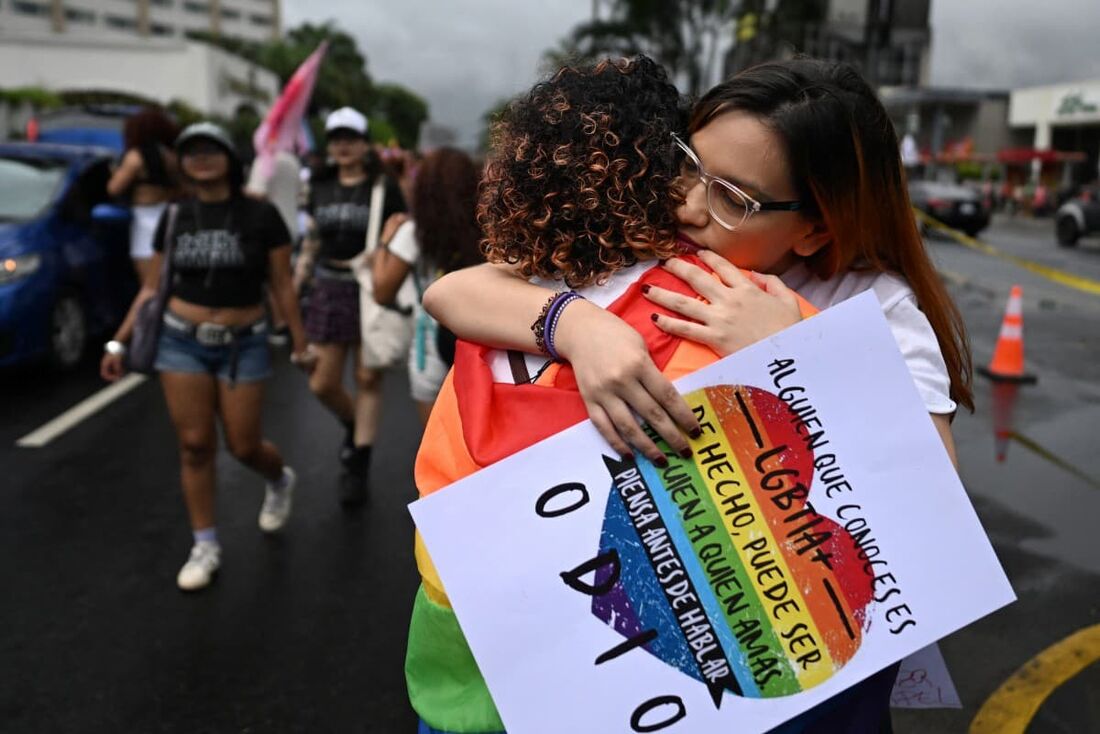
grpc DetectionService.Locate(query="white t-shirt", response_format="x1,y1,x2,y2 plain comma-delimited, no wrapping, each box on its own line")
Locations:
387,218,420,266
780,262,956,415
488,260,957,416
382,219,422,307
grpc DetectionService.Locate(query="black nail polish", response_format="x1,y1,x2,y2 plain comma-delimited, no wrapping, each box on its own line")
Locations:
654,456,669,468
650,313,659,322
688,427,702,439
679,447,693,459
641,284,651,294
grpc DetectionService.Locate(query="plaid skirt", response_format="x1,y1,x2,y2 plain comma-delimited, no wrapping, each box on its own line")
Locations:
305,273,361,344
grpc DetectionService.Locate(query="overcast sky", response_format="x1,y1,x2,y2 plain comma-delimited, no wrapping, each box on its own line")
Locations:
284,0,1100,148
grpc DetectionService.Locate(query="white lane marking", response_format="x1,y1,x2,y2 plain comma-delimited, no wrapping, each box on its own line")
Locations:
15,374,148,448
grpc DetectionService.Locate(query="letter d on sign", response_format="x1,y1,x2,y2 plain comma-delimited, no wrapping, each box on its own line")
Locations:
561,549,620,597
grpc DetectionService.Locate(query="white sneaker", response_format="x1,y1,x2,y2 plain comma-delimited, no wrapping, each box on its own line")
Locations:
259,466,296,533
177,541,221,591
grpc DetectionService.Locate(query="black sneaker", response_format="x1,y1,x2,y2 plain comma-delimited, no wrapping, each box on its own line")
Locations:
339,445,370,507
339,468,368,507
338,425,355,466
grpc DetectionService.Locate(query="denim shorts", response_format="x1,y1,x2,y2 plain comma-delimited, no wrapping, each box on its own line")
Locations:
154,320,272,383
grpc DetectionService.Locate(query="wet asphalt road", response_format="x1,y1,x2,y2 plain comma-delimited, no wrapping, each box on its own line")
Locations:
2,214,1098,733
2,357,422,732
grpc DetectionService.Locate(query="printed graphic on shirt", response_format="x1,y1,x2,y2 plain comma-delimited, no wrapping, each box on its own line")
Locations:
173,230,246,269
314,201,370,233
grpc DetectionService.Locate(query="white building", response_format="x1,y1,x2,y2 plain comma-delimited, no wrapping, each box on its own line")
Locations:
0,32,279,118
0,0,280,44
1010,80,1100,184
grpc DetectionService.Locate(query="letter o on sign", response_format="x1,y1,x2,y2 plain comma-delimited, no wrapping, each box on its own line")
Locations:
631,695,687,732
536,482,589,518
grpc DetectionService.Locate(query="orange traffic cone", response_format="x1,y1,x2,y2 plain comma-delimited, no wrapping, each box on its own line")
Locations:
978,285,1037,384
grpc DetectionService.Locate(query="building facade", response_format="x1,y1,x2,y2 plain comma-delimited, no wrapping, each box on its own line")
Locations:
1010,80,1100,185
726,0,930,88
0,32,279,118
880,87,1014,160
0,0,280,44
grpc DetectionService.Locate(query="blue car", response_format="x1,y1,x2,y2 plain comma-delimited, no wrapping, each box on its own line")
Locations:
0,142,137,370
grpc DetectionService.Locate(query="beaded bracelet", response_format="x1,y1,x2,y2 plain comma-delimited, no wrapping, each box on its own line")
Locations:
531,293,558,356
531,291,585,360
543,292,584,362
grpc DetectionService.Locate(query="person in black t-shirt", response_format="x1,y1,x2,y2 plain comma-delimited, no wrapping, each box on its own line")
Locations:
294,107,407,506
100,122,312,592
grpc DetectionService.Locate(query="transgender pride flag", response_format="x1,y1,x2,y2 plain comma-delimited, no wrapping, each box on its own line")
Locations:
252,41,327,182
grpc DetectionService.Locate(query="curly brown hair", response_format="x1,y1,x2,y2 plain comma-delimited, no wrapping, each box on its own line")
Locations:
478,56,687,287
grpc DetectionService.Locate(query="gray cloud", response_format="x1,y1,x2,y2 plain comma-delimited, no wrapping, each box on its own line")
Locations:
930,0,1100,89
284,0,591,147
286,0,1100,146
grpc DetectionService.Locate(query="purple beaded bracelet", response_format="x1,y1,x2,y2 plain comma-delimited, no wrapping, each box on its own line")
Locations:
543,291,584,362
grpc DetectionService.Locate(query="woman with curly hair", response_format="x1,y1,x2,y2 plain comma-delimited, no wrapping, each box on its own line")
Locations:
371,147,483,424
405,55,817,734
107,107,181,281
421,56,974,733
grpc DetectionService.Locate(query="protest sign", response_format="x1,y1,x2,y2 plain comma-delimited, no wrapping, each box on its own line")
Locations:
410,291,1014,733
891,644,962,709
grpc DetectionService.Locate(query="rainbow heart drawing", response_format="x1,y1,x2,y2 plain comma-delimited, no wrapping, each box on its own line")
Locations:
592,385,875,704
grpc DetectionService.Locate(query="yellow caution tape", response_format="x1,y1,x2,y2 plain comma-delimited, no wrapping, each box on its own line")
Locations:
915,209,1100,297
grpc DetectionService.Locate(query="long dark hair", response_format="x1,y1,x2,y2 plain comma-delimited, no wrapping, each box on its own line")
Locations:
692,58,973,411
412,148,482,274
123,107,178,151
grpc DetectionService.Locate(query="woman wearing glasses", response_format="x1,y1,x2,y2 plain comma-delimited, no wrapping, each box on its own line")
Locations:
420,57,970,732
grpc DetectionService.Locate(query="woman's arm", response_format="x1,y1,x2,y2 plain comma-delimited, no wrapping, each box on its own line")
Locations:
423,263,550,352
100,252,162,380
106,149,143,198
372,248,412,306
931,413,959,469
423,263,700,461
293,215,319,293
268,244,309,362
371,212,412,305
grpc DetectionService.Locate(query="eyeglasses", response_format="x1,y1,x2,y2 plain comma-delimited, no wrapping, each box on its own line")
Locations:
671,133,803,231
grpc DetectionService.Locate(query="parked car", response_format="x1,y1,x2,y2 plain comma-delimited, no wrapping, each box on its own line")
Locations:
1054,186,1100,247
32,105,135,153
0,142,136,370
908,180,991,237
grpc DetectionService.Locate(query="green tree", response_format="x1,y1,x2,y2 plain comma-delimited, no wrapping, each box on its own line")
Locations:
478,96,514,153
193,22,430,150
551,0,739,96
371,83,429,149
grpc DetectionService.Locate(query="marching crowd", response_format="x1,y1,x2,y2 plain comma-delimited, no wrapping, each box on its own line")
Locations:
101,105,476,592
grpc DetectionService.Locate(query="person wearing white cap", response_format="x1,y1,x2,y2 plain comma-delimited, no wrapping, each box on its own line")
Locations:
296,107,408,506
100,121,312,591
